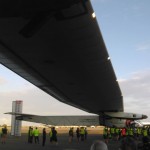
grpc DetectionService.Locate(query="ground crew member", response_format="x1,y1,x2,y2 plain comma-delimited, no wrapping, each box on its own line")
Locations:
142,127,149,149
137,127,142,140
30,127,33,143
143,127,148,137
84,127,88,140
69,127,74,142
133,127,137,138
28,126,31,143
115,127,119,140
42,128,46,146
28,127,33,143
49,127,53,143
121,128,126,138
1,125,8,144
76,127,80,142
126,127,129,137
80,127,85,141
147,126,150,136
103,127,109,144
129,128,134,137
33,127,40,144
51,127,58,144
110,126,115,139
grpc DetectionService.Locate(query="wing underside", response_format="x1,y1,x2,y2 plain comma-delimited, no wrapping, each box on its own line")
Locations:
5,112,99,126
0,0,123,114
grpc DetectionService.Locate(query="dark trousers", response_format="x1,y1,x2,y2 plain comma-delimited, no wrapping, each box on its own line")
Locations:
81,134,84,141
34,136,39,144
42,137,46,146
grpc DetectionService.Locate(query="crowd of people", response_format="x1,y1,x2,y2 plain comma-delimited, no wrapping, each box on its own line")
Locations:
0,125,88,146
28,126,58,146
2,124,150,149
68,127,88,142
103,126,150,149
27,126,88,147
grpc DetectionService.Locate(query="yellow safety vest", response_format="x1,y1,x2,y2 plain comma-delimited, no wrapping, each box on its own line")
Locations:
103,128,108,135
129,128,133,136
34,129,39,136
115,128,119,134
49,131,52,137
137,128,141,134
80,128,85,135
143,129,148,137
110,128,115,134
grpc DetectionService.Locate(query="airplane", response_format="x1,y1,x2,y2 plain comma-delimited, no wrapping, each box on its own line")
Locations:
5,112,147,128
0,0,147,128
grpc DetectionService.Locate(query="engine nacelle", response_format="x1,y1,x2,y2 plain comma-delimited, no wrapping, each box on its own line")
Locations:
99,112,147,128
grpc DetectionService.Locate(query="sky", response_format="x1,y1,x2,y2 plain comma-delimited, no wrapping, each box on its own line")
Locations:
0,0,150,126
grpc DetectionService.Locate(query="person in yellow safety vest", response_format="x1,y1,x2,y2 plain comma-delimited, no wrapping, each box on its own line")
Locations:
103,127,109,144
49,128,53,143
110,127,115,139
29,127,33,143
148,126,150,136
80,127,85,141
142,127,149,145
33,127,40,144
143,128,148,137
126,127,129,137
137,127,142,140
129,128,134,137
84,127,88,140
115,127,119,141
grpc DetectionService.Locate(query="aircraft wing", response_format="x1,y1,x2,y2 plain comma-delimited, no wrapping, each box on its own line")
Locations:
5,112,99,126
0,0,123,114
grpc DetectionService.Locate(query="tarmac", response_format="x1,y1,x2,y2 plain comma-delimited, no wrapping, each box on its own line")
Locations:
0,133,121,150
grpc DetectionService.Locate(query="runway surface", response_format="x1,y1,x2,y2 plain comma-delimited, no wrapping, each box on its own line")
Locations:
0,133,120,150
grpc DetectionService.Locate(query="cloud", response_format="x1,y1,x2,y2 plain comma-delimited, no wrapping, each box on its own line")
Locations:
136,42,150,51
118,70,150,120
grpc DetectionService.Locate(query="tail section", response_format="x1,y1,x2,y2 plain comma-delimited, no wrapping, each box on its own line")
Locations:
11,100,23,136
